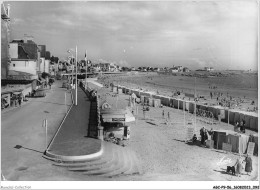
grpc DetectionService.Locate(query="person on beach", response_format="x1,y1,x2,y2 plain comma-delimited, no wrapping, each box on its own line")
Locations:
240,120,245,133
200,127,207,147
208,128,214,140
244,154,253,175
162,110,165,119
234,157,243,177
192,134,197,143
234,121,239,132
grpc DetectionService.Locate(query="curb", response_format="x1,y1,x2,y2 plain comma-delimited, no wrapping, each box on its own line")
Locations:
45,90,74,150
43,88,103,163
43,141,104,163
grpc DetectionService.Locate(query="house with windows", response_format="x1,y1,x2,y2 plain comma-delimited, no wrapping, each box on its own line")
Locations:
8,37,38,80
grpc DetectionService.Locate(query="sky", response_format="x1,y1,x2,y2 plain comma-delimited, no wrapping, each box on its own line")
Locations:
6,0,259,70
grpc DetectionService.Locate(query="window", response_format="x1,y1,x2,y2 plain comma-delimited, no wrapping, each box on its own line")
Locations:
13,64,15,67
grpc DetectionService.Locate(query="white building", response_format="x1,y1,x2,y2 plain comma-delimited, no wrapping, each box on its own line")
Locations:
8,40,38,79
44,59,50,73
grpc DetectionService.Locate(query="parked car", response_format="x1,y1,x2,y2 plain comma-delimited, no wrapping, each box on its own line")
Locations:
56,74,62,80
32,89,46,97
62,82,68,88
1,97,9,109
49,77,55,84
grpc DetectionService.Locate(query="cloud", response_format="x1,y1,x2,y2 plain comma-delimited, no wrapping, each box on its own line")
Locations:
8,1,258,70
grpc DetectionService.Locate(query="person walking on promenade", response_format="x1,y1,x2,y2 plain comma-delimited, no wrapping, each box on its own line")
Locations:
244,154,253,175
18,95,22,107
14,96,18,107
168,112,170,120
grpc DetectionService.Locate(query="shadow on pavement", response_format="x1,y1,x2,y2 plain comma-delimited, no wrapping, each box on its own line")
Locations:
172,138,185,143
32,100,66,106
14,145,44,154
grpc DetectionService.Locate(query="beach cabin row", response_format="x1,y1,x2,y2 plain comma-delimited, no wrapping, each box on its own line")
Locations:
117,85,258,131
212,130,258,156
140,95,161,108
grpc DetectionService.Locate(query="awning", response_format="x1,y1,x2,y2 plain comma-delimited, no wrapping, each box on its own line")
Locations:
13,92,22,95
1,94,10,98
101,109,127,115
37,79,46,83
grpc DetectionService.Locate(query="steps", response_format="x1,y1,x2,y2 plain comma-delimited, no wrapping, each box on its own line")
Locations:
52,141,141,178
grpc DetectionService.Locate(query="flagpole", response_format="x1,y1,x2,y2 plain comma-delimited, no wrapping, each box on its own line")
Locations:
75,46,78,106
85,50,88,90
195,77,196,132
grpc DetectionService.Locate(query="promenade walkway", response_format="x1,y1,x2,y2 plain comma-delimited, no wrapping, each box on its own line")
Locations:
47,87,101,157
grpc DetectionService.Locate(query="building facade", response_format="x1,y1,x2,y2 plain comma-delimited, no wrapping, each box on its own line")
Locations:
8,38,38,80
1,3,11,79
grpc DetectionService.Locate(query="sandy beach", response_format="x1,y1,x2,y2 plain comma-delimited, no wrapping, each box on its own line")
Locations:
95,71,258,181
1,76,258,183
99,71,258,113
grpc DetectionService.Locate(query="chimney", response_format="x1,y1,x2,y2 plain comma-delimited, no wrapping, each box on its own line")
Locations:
23,34,34,43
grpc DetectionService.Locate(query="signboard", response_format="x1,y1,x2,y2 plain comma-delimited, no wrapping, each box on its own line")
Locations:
222,143,232,152
42,119,47,128
247,142,255,156
112,118,125,122
186,126,194,140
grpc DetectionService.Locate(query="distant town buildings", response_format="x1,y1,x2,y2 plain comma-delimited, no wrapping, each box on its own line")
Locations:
204,67,214,71
169,66,190,73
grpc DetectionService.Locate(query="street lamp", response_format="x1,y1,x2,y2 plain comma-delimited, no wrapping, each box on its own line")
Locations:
67,46,78,106
85,50,88,90
43,110,49,149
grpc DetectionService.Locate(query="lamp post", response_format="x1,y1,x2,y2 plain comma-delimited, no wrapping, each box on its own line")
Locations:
67,46,78,106
85,50,88,90
43,110,49,149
